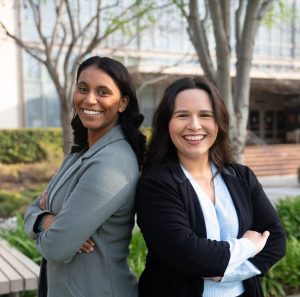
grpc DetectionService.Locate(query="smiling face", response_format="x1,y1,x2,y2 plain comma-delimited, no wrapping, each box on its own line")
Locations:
73,66,128,146
168,88,218,164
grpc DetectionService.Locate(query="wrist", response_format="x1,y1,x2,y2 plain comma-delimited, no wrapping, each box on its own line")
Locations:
36,214,47,234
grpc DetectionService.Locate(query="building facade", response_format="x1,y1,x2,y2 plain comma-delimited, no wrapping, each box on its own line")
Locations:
0,0,300,144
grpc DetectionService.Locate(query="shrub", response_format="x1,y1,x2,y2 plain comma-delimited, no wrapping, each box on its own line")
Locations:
0,185,46,218
261,196,300,297
0,128,62,164
276,196,300,239
0,191,27,218
262,236,300,297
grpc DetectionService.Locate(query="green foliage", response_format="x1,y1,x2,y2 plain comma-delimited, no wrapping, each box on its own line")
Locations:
262,236,300,297
263,0,296,28
0,128,62,164
261,196,300,297
0,214,42,265
0,191,27,218
0,185,46,218
275,196,300,239
128,229,147,278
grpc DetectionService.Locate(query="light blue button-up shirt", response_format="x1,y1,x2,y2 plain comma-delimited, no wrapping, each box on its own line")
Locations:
181,164,261,297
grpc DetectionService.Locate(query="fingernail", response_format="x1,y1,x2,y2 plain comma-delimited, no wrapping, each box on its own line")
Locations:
90,247,94,252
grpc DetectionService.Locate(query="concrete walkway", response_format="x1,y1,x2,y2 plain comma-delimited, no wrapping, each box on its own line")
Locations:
258,175,300,203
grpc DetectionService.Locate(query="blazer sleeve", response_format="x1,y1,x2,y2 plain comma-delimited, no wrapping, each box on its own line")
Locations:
24,195,51,239
24,154,74,239
239,166,286,275
35,150,137,264
136,173,231,278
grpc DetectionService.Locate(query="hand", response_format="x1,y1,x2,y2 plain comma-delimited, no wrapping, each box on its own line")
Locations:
242,230,270,254
39,190,49,210
78,238,95,254
41,214,55,232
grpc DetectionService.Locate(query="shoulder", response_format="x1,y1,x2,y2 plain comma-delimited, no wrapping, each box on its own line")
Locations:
223,163,262,194
223,163,257,180
141,161,185,184
81,139,139,184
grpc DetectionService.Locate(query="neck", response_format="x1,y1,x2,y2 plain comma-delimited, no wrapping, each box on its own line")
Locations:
180,157,211,179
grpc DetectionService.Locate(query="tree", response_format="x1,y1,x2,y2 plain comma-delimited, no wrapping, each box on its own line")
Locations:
173,0,275,160
0,0,154,150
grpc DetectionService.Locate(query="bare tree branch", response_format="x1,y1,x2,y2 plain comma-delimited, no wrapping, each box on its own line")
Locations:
54,23,67,67
27,0,49,53
220,0,230,41
208,0,232,106
0,22,45,63
258,0,275,19
49,0,64,57
186,0,216,83
64,0,76,38
235,0,245,56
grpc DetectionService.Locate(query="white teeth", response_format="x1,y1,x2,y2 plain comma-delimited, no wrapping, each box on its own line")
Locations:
83,109,101,115
184,135,205,141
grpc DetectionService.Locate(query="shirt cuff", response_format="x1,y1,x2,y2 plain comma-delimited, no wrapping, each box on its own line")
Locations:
223,238,257,277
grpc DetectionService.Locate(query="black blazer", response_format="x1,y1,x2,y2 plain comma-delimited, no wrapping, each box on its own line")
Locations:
136,161,286,297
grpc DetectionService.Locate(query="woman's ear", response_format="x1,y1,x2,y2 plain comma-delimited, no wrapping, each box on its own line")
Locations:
119,96,129,112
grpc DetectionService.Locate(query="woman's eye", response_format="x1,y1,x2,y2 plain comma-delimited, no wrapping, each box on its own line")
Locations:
200,113,213,118
97,88,109,96
77,86,88,93
177,113,188,118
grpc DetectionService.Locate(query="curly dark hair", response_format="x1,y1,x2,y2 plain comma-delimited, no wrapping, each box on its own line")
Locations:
145,76,236,172
71,56,146,169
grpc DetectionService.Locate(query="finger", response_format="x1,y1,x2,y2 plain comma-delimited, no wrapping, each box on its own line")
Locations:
262,231,270,238
82,241,93,249
79,246,90,253
86,239,95,246
80,246,93,253
81,242,94,252
39,200,46,210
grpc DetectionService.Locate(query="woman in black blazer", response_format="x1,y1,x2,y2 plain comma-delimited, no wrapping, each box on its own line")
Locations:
136,77,286,297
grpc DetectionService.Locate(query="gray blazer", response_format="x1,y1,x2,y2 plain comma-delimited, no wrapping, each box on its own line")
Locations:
25,125,138,297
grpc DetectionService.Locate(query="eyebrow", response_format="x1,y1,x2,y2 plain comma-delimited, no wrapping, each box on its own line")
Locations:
76,81,112,90
173,109,214,114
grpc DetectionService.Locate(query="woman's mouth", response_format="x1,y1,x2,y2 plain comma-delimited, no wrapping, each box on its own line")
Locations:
82,109,102,115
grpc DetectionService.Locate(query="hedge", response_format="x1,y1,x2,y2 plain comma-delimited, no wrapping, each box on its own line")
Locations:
0,128,62,164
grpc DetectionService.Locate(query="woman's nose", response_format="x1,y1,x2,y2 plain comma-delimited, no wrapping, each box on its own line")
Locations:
85,92,97,104
187,116,202,130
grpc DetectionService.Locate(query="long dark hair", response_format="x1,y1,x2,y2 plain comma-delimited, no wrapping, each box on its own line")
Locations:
145,77,236,171
71,56,146,168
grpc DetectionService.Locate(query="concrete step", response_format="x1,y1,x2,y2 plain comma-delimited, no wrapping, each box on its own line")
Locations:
243,144,300,176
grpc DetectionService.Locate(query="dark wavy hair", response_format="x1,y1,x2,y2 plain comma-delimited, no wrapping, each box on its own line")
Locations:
71,56,146,168
145,77,236,172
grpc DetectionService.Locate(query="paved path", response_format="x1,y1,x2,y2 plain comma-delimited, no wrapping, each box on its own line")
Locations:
258,175,300,203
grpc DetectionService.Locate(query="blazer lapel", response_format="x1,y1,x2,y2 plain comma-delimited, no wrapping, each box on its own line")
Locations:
48,125,125,207
168,161,207,238
222,170,253,237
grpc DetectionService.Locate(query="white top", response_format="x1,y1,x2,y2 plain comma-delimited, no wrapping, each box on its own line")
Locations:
181,164,261,297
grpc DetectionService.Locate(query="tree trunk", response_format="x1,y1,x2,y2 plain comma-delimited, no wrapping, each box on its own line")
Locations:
60,98,73,154
232,0,262,161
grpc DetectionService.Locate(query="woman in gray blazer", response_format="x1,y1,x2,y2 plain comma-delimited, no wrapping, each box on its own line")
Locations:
25,56,146,297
